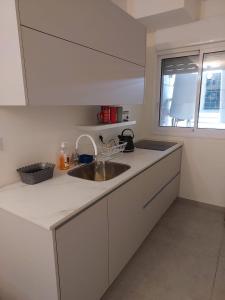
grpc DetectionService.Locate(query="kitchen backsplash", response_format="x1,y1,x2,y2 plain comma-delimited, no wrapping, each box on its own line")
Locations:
0,105,143,187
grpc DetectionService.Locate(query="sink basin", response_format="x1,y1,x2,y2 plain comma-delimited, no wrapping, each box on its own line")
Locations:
68,161,130,181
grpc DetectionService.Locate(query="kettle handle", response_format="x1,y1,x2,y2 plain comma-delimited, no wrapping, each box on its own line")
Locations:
121,128,134,138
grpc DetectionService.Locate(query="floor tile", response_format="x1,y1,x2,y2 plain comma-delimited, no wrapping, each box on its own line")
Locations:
220,231,225,257
212,257,225,300
150,200,225,257
103,234,217,300
102,200,224,300
161,200,224,230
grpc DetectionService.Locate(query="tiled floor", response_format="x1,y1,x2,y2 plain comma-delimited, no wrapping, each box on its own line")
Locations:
102,199,225,300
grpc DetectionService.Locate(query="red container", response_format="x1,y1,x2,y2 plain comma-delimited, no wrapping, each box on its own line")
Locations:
110,106,117,123
97,106,111,124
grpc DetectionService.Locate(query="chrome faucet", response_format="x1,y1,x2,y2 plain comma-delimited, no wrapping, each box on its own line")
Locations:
75,134,98,160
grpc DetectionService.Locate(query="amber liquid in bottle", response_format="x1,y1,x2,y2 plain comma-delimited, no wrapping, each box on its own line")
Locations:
59,153,70,170
58,142,70,170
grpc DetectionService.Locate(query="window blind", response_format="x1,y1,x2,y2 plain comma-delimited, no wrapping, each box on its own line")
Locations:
162,55,199,75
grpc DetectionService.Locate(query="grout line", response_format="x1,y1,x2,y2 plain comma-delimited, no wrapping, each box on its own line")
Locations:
209,230,225,300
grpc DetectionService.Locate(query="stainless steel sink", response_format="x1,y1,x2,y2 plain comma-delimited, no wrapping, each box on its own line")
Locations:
68,161,130,181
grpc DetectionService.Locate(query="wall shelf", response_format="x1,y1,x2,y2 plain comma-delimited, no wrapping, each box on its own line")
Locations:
76,121,136,131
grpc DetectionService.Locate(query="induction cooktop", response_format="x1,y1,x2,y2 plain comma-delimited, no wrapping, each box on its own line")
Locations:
135,140,177,151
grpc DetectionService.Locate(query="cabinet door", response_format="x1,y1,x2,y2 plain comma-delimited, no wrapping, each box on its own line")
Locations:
0,209,58,300
0,0,26,105
56,200,108,300
21,27,145,105
18,0,146,66
107,176,144,284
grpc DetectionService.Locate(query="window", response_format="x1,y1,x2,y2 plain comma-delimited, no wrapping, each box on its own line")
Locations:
160,55,199,128
198,52,225,129
158,48,225,132
203,73,221,110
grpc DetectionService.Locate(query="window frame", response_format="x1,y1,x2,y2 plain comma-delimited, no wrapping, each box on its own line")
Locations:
154,41,225,139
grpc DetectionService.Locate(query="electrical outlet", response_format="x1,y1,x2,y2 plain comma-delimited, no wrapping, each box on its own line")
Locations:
0,137,4,151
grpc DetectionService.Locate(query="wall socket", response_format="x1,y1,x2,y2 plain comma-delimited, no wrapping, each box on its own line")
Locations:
0,137,4,151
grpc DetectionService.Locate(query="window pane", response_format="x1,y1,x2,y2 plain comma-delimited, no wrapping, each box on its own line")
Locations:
198,51,225,129
159,55,199,128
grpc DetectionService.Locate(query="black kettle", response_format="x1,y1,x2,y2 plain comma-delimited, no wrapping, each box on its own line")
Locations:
118,129,135,152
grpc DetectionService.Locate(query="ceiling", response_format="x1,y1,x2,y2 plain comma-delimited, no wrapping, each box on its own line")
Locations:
111,0,203,30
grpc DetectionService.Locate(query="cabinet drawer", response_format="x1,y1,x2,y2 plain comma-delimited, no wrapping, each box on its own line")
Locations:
21,27,145,105
108,148,181,284
142,174,180,237
135,148,182,207
18,0,146,66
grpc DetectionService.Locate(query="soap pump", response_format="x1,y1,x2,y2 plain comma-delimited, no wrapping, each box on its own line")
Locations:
58,142,70,170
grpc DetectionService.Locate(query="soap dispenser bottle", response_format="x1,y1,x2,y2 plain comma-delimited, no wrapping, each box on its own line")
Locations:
58,142,70,170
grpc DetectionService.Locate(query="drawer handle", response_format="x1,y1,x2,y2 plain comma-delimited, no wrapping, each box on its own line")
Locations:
143,172,180,209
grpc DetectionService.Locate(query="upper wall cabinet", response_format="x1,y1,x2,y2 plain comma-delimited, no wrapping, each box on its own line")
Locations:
0,0,27,105
0,0,146,106
22,27,145,105
18,0,146,66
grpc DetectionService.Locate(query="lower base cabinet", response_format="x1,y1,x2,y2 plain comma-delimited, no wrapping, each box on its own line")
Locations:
108,149,181,284
107,174,145,284
55,200,108,300
0,148,182,300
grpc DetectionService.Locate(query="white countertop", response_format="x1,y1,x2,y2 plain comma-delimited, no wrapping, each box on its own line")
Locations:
0,144,182,231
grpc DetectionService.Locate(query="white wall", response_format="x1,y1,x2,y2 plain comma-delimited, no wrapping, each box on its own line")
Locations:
201,0,225,18
140,0,225,207
111,0,128,11
0,105,143,187
112,0,201,30
126,0,185,18
0,107,94,186
154,0,225,49
184,0,201,21
155,15,225,50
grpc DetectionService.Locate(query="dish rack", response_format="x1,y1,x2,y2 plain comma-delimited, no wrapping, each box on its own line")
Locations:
100,142,127,159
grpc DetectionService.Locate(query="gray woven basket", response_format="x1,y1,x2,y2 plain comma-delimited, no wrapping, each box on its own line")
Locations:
17,163,55,185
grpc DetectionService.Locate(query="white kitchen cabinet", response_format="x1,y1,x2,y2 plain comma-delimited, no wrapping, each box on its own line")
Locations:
107,175,145,284
0,209,59,300
55,200,108,300
0,0,146,106
108,149,181,284
21,27,145,105
0,0,26,105
0,199,108,300
0,148,182,300
18,0,146,66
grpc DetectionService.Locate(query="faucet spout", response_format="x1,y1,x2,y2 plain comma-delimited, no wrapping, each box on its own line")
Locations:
75,134,98,158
